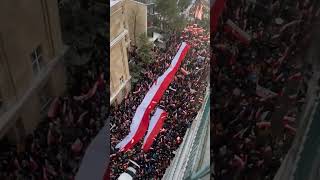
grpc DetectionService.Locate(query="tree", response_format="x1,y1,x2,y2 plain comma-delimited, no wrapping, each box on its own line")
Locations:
155,0,186,32
155,0,177,20
172,15,187,32
178,0,191,12
130,61,143,86
129,32,152,85
137,33,153,65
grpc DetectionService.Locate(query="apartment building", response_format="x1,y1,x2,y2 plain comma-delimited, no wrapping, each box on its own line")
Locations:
110,0,131,105
124,0,147,45
0,0,67,146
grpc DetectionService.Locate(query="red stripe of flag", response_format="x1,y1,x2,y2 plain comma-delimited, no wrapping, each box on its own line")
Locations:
142,108,167,152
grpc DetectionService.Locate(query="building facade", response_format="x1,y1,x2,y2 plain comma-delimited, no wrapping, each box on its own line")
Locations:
110,0,131,105
131,0,159,40
0,0,66,147
124,0,147,46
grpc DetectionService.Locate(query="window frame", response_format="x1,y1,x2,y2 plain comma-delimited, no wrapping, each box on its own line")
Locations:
31,46,43,75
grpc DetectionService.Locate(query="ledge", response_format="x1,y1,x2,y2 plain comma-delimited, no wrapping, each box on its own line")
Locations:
110,29,128,48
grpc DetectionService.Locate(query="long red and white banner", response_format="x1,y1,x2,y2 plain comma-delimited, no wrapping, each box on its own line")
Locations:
142,108,167,152
116,42,190,152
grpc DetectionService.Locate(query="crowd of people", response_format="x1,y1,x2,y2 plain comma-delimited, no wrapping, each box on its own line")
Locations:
0,75,107,180
212,0,320,179
109,25,210,179
0,1,108,180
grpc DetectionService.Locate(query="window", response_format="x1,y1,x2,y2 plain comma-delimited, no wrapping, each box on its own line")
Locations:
148,4,155,15
30,45,43,75
120,76,124,84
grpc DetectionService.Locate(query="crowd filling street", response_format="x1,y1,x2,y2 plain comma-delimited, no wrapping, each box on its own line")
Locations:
110,25,210,179
212,0,320,179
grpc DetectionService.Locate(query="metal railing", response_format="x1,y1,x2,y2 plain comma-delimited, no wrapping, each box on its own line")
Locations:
184,98,210,179
162,86,210,180
273,65,320,180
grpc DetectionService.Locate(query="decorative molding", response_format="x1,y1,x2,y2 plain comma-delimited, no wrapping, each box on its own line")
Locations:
110,29,128,48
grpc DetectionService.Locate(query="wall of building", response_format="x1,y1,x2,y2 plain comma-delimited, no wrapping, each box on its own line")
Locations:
43,0,64,58
0,0,66,141
110,1,125,42
110,38,131,104
0,0,64,99
48,60,67,97
0,0,44,99
110,0,131,105
0,35,16,106
125,0,147,45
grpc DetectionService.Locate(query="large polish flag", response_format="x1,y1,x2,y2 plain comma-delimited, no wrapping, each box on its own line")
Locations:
142,108,167,152
116,42,190,152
